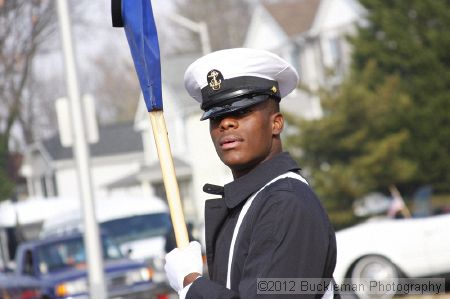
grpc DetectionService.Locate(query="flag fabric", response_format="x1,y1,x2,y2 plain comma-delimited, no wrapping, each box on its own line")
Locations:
117,0,163,111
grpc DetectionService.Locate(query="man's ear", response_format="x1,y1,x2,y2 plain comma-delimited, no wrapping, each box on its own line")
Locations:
272,112,284,135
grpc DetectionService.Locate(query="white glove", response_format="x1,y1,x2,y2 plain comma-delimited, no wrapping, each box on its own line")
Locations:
164,241,203,292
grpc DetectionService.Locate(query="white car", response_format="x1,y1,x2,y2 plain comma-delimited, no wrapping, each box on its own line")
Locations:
334,213,450,297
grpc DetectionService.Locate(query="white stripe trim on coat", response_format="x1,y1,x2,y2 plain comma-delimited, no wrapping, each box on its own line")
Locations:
226,171,308,289
224,171,334,298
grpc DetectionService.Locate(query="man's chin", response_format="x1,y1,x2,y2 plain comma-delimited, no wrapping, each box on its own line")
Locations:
221,156,258,176
219,151,244,165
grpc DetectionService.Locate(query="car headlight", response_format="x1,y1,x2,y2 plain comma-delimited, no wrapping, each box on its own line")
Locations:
125,267,153,284
55,278,88,297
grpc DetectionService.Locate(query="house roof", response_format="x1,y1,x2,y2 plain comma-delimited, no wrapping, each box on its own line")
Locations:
263,0,321,37
137,157,191,182
42,122,143,161
104,157,191,189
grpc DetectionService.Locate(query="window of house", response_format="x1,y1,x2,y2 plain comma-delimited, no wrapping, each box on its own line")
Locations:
329,37,344,72
37,173,57,198
52,174,58,196
40,176,48,197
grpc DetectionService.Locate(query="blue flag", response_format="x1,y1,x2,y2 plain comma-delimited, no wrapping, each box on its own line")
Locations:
113,0,163,111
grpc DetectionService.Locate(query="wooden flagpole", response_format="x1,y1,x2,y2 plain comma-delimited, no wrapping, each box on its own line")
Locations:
149,111,189,248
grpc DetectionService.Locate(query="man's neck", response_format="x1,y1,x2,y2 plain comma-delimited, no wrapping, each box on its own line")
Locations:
231,149,282,179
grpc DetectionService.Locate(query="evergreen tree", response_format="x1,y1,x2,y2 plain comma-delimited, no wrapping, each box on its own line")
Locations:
286,62,416,209
286,1,450,213
351,0,450,191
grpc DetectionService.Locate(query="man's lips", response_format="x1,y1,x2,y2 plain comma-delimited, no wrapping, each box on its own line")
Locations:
218,135,244,150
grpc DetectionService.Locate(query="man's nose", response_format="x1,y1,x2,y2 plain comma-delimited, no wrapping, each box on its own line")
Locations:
219,116,238,130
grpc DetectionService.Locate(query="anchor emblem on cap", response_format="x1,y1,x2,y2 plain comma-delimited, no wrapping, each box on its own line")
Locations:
207,69,223,91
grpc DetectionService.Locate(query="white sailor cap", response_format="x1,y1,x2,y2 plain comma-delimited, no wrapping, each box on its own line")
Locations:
184,48,299,120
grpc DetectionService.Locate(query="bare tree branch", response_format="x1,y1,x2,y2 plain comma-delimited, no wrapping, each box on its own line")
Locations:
0,0,60,147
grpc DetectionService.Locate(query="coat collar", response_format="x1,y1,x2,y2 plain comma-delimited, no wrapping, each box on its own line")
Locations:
222,152,300,209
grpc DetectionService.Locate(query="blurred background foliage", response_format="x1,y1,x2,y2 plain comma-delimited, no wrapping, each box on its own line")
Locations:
285,0,450,228
351,0,450,193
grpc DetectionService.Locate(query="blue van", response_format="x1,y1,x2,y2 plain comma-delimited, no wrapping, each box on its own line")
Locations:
11,232,156,298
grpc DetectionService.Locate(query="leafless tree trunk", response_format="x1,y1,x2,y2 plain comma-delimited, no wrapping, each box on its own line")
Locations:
85,49,141,124
0,0,58,148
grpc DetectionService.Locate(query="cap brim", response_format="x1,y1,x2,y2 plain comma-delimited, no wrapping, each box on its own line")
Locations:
200,95,269,121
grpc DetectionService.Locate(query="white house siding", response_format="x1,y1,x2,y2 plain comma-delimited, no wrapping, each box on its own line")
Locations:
314,0,363,80
299,42,323,89
244,6,289,52
135,98,201,223
163,87,189,158
53,167,78,198
134,99,153,166
26,150,54,197
320,0,362,32
53,153,142,198
90,154,143,197
136,87,190,167
185,112,233,221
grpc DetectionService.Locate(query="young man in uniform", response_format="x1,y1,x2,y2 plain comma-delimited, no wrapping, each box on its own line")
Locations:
164,48,338,299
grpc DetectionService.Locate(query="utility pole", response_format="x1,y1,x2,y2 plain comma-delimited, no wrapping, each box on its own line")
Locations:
56,1,107,298
166,13,211,55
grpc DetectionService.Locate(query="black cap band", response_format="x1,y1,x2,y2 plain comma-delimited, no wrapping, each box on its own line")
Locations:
200,76,280,110
200,94,271,120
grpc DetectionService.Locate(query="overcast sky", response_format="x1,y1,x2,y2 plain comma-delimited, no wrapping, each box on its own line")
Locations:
34,0,177,86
